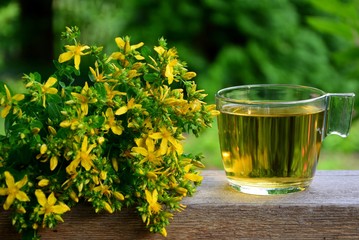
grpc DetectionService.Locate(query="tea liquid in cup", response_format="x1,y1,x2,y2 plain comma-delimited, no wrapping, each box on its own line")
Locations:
216,84,355,195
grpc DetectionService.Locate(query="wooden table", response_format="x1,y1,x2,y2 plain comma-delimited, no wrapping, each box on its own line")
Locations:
1,170,359,239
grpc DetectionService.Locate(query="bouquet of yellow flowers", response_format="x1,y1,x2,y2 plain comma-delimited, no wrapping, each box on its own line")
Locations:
0,26,217,239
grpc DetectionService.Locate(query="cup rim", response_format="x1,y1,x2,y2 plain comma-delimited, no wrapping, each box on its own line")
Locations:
215,84,328,105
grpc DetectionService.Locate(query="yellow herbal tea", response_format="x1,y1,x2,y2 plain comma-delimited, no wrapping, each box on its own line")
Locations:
217,104,325,194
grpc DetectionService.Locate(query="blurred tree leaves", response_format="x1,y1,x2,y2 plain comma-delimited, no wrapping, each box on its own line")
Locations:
307,0,359,112
0,0,357,106
122,0,346,102
0,1,19,69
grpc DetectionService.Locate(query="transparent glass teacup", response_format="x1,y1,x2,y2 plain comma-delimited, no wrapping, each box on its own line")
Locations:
215,84,355,195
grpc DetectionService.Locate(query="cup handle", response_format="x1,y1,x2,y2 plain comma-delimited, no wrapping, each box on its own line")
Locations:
326,93,355,137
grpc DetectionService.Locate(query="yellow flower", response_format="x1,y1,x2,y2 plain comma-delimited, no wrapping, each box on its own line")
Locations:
0,171,30,210
145,189,161,214
104,83,126,107
109,37,144,66
206,104,220,116
104,108,123,135
115,97,141,116
183,164,203,182
58,44,90,70
154,46,165,56
115,36,144,55
184,173,203,182
132,138,162,165
154,46,179,84
1,84,25,118
35,189,70,226
149,127,183,155
93,183,112,197
165,59,178,85
71,82,97,116
59,118,80,129
66,135,97,174
60,108,83,130
89,61,107,82
41,77,58,107
182,71,197,80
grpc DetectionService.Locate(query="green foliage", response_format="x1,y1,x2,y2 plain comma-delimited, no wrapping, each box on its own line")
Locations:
0,1,19,68
119,0,347,103
306,0,359,111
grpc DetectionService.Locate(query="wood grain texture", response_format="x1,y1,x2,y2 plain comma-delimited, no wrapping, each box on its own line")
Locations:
1,170,359,239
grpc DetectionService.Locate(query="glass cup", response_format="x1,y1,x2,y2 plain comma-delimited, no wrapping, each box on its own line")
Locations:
215,84,355,195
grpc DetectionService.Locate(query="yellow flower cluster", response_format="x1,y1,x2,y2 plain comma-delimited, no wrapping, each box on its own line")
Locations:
0,26,217,239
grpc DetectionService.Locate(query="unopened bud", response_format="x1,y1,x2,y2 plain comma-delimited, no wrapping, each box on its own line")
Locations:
38,179,49,187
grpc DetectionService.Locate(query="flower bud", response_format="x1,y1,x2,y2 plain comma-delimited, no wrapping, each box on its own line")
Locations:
32,127,41,135
175,187,188,196
114,191,125,201
146,172,157,180
103,201,114,213
38,179,50,187
182,71,196,80
70,191,79,203
40,144,47,154
112,158,118,172
48,126,57,135
100,171,107,180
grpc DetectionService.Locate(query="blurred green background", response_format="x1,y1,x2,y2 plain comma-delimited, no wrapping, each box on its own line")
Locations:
0,0,358,170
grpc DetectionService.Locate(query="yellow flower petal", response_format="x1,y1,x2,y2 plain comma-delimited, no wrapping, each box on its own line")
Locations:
1,105,10,118
66,158,81,175
115,106,128,115
58,51,74,63
45,77,57,88
132,147,148,156
111,126,123,135
4,194,15,210
154,46,165,55
4,171,15,187
15,191,30,202
0,188,7,195
35,189,47,207
131,42,144,50
74,55,81,70
12,94,25,101
60,120,72,128
160,228,167,237
46,88,58,94
48,192,57,206
50,156,58,171
148,132,162,139
115,37,125,49
184,173,203,182
52,203,70,214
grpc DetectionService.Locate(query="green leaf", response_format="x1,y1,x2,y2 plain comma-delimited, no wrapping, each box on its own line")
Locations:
144,73,158,82
94,82,106,99
90,115,105,128
141,46,153,62
4,110,15,135
46,94,63,121
30,120,43,130
308,0,358,19
306,16,353,40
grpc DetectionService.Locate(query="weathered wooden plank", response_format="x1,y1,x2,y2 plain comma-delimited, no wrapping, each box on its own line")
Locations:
0,170,358,239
